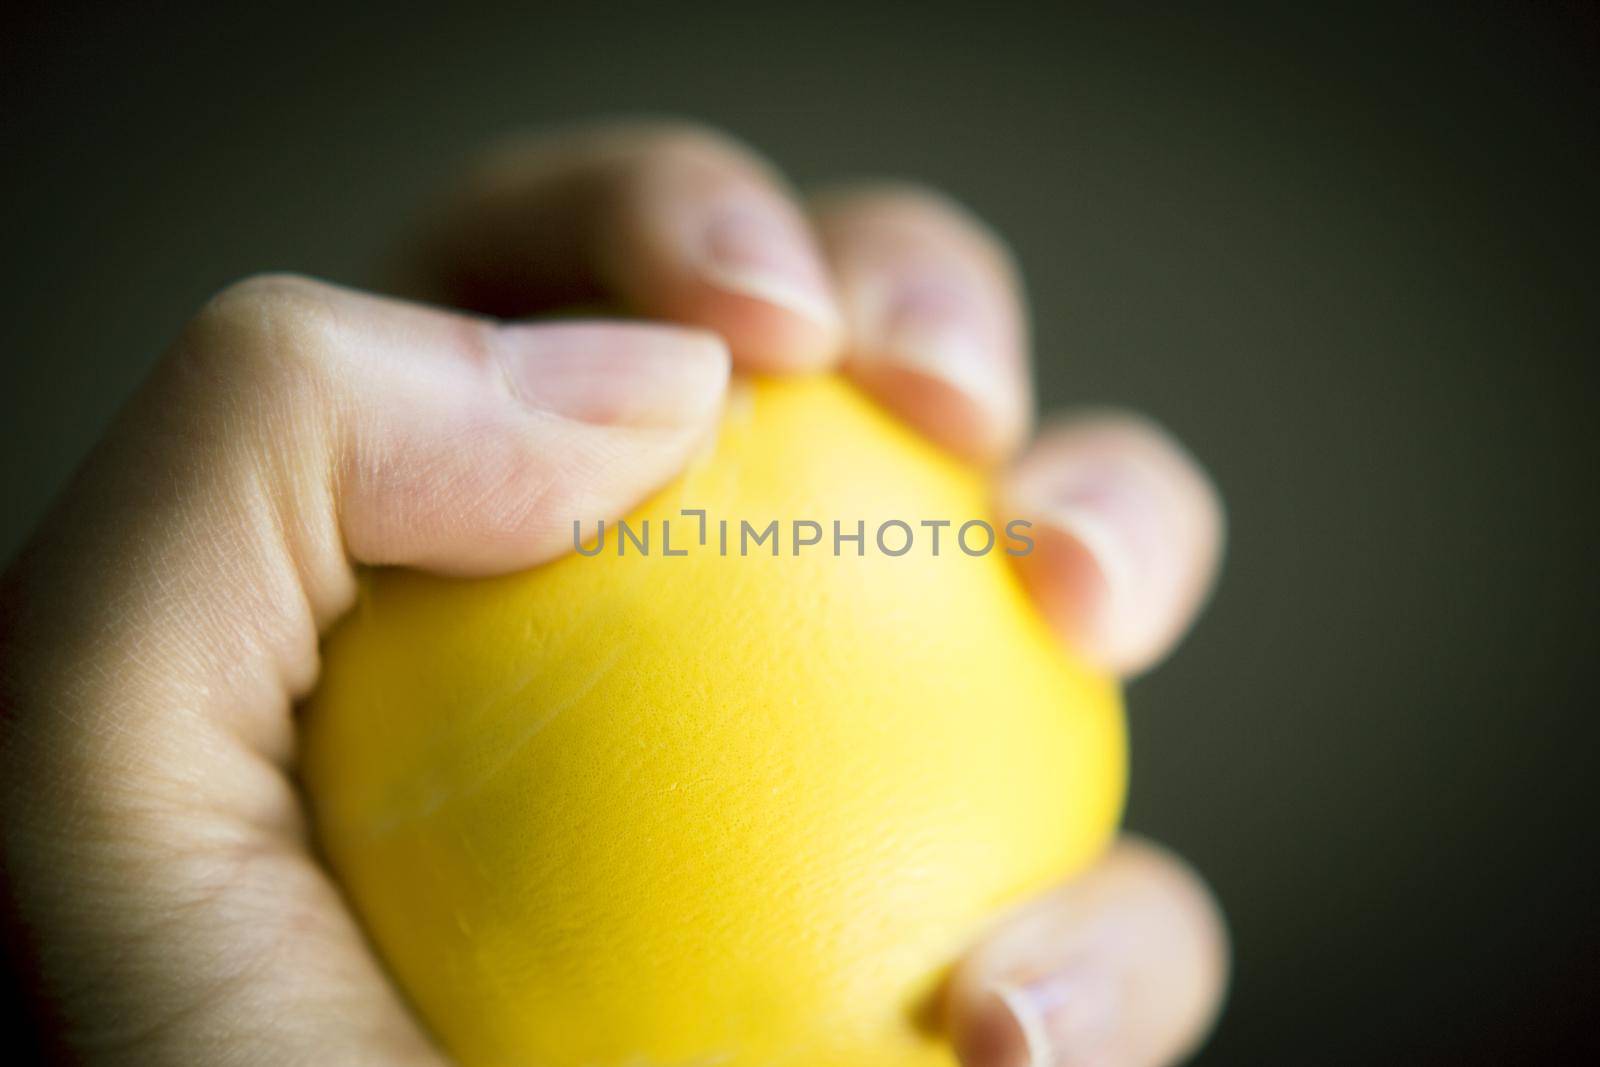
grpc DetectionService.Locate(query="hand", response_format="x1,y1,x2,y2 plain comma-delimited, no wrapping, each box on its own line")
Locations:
0,121,1226,1066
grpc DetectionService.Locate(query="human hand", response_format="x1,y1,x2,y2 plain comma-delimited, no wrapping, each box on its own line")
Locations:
0,121,1225,1066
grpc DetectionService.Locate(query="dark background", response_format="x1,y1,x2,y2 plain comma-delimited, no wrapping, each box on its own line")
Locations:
4,2,1597,1063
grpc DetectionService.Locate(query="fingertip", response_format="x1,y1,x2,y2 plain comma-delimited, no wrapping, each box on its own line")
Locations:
404,121,844,371
1004,412,1225,675
814,184,1032,462
949,839,1229,1067
846,357,1029,463
669,278,843,373
336,311,732,577
605,133,844,372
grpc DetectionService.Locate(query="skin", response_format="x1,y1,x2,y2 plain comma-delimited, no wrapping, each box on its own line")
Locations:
0,121,1227,1067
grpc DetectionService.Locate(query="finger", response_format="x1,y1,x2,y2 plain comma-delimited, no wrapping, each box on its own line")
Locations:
209,276,729,578
949,839,1229,1067
1001,412,1224,675
406,121,841,371
0,274,727,1064
811,184,1031,462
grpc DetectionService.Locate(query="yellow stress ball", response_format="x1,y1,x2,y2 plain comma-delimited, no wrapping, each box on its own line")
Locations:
302,375,1126,1067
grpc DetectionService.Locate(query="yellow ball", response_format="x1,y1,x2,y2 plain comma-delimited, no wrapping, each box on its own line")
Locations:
302,375,1125,1067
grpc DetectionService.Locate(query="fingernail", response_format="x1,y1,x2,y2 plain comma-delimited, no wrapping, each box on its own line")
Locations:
977,968,1120,1067
857,272,1016,427
1017,451,1177,667
496,322,729,428
699,203,840,330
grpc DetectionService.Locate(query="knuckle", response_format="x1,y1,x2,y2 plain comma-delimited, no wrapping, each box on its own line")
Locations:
193,273,333,349
181,273,346,396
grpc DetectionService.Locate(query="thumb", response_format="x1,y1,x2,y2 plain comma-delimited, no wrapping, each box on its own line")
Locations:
0,274,726,1065
201,274,732,578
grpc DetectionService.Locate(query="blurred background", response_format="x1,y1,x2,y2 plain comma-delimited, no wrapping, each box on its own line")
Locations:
4,1,1597,1062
